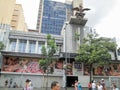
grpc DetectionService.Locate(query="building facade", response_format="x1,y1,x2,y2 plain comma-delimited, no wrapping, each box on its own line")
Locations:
0,0,16,25
36,0,73,35
0,26,64,87
36,0,83,35
0,0,27,32
1,23,120,88
0,0,120,88
11,4,27,31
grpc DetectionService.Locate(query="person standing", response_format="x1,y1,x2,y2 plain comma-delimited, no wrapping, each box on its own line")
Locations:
29,80,33,90
100,79,106,90
23,79,32,90
9,78,13,88
88,82,92,90
97,82,103,90
92,80,96,90
74,80,78,90
113,84,119,90
78,81,82,90
5,80,8,87
51,81,60,90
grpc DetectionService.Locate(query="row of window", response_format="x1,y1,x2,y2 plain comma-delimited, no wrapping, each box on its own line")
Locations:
42,24,62,30
9,40,44,53
9,39,62,54
42,18,64,25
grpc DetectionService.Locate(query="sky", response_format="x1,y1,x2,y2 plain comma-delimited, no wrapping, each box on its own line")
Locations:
16,0,120,47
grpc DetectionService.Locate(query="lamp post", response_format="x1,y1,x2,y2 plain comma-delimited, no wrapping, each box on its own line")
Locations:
0,68,1,87
64,22,68,90
20,71,23,88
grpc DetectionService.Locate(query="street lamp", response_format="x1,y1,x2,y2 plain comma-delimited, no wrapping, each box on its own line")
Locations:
63,64,67,90
63,22,68,90
20,71,23,88
0,68,1,87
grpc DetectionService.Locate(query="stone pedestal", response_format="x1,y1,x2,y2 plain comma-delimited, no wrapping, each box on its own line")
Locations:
69,16,87,26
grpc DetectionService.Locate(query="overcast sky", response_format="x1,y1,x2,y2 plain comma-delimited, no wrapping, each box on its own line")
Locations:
16,0,120,46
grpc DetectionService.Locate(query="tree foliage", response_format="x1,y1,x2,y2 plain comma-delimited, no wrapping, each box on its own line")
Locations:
0,41,5,51
75,33,117,82
39,34,57,73
75,33,117,65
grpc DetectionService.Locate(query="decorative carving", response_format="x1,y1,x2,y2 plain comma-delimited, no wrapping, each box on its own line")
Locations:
72,4,90,18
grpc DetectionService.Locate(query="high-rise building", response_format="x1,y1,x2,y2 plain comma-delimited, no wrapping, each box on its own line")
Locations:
36,0,72,35
73,0,83,7
0,0,27,31
11,4,27,31
0,0,16,24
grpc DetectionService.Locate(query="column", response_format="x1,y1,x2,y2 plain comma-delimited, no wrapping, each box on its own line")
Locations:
25,40,29,53
35,41,38,53
80,26,84,45
15,39,19,52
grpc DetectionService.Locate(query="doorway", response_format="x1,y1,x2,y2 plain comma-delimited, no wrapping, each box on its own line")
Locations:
66,76,78,87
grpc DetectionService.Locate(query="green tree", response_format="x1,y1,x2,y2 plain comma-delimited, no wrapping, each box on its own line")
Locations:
39,34,57,90
39,34,57,73
75,33,117,82
0,41,5,51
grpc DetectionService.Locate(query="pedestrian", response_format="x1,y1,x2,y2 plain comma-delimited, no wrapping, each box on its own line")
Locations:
113,84,119,90
91,80,96,90
29,80,33,90
100,79,106,90
88,82,92,90
23,79,32,90
74,80,78,90
97,82,103,90
9,78,13,88
51,81,60,90
78,81,82,90
5,80,8,87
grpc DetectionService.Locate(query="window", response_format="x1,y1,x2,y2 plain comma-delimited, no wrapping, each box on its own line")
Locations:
19,40,26,52
9,39,16,51
29,41,36,53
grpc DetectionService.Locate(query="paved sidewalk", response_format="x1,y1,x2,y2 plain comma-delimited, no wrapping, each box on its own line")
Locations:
0,87,88,90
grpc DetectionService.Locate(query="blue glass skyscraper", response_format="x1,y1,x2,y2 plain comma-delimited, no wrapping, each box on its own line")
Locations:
36,0,72,35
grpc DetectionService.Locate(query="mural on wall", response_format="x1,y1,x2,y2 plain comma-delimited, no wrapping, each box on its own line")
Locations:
2,56,44,73
66,63,73,75
2,56,73,75
55,60,63,69
54,60,73,75
84,63,120,76
84,64,90,75
94,64,120,76
54,60,64,75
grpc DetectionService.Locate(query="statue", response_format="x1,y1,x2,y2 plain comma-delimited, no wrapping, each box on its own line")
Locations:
72,4,90,18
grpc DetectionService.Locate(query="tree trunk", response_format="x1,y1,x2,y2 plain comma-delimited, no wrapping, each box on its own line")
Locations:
89,64,93,82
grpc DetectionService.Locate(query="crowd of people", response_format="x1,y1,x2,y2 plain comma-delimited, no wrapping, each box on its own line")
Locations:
22,79,119,90
71,79,119,90
4,78,18,88
87,79,119,90
4,78,119,90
